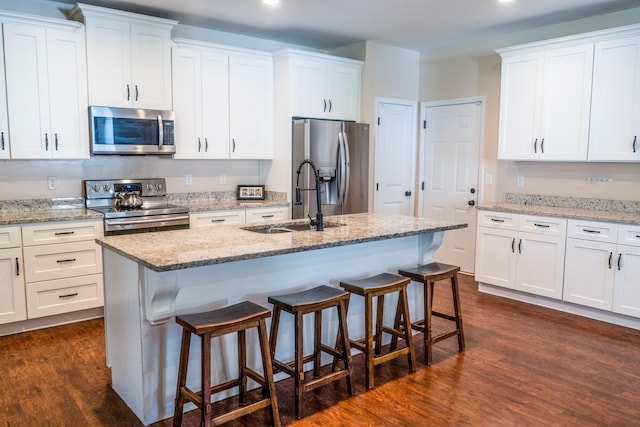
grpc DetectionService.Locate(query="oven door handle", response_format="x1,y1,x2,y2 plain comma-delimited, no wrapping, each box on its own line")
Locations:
157,114,164,150
106,214,190,226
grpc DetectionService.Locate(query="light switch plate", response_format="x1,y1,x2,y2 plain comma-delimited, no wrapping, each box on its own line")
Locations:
47,176,57,190
516,176,525,187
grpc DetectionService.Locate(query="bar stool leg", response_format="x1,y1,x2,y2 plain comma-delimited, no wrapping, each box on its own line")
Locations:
451,274,465,351
374,294,385,356
314,310,322,378
294,311,304,419
337,298,355,395
425,279,434,365
400,287,417,372
364,294,375,390
257,318,281,427
201,333,212,427
238,329,247,406
173,329,191,427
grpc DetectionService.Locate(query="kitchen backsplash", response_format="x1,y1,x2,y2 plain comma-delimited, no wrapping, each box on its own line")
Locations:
507,193,640,214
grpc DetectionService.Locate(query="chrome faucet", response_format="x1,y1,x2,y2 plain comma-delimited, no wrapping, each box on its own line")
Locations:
295,159,324,231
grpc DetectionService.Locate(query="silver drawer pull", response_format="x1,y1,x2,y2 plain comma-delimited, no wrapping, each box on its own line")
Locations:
583,229,600,234
490,218,505,223
59,293,78,299
534,223,550,228
54,231,75,236
56,258,77,263
261,214,275,218
211,219,226,223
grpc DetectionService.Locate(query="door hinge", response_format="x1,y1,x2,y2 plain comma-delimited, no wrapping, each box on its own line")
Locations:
423,120,427,129
377,117,381,126
421,182,425,190
376,183,379,191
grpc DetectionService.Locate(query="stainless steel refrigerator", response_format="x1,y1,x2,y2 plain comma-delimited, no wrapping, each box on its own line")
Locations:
292,118,370,220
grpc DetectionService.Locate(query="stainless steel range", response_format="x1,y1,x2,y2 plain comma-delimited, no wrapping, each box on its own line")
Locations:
84,178,189,235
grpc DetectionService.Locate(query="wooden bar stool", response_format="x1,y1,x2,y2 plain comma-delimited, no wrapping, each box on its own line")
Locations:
339,272,416,390
396,262,465,365
173,301,281,427
268,285,354,419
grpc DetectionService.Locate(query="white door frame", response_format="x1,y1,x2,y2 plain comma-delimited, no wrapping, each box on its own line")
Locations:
373,96,418,215
418,96,486,215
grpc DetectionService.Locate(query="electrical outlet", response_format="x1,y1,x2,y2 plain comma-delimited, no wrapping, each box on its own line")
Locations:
587,177,613,183
47,176,57,190
516,175,525,187
484,174,493,186
220,173,226,184
185,174,192,185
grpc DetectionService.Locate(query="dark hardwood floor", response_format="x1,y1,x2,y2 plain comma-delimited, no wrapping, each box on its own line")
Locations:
2,273,640,426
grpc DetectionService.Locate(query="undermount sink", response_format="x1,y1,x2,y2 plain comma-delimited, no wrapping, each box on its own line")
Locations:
242,221,344,234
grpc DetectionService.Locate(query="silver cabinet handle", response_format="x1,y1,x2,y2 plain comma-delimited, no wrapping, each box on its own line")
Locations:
232,139,236,152
533,138,538,153
135,85,139,101
518,239,522,254
198,138,202,152
541,138,545,153
328,99,332,112
1,131,4,150
55,133,59,151
205,138,208,152
261,214,274,218
633,135,638,153
126,84,130,101
45,133,49,150
323,99,327,112
211,219,226,223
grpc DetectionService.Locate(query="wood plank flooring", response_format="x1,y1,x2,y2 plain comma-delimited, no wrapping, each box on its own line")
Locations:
2,273,640,426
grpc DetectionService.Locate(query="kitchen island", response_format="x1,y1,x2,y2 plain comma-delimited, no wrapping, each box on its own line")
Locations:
96,213,466,425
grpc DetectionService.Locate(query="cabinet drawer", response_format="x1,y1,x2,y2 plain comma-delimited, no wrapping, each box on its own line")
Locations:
477,211,518,230
567,219,617,242
519,215,567,235
0,226,22,249
22,221,103,246
245,207,289,224
190,210,246,228
26,274,104,319
618,224,640,246
23,241,102,283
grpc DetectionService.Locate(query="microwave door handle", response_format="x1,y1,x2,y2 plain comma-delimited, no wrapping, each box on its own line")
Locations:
157,115,164,150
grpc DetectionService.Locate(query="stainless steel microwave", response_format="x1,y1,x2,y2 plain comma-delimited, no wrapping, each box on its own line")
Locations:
89,106,175,155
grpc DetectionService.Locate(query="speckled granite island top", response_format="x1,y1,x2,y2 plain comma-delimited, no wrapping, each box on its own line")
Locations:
96,213,467,272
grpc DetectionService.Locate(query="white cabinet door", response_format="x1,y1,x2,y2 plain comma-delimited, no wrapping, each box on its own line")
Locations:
589,36,640,161
4,22,88,159
612,244,640,317
45,27,89,159
474,227,517,289
292,57,327,118
129,23,172,110
229,53,273,159
563,238,616,310
515,232,565,299
172,47,201,158
0,248,26,324
498,44,593,161
326,61,361,121
0,23,9,160
200,50,230,158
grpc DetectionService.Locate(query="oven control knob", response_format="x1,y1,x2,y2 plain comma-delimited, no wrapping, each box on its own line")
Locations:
146,184,153,191
103,184,110,192
91,184,100,192
156,183,163,190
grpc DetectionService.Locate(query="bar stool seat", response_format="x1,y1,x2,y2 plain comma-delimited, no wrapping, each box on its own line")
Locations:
397,262,465,365
173,301,280,427
339,272,417,390
268,285,354,419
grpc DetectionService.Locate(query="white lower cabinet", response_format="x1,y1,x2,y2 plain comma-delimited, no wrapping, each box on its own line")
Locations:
0,226,26,325
245,207,289,224
190,210,246,228
475,212,566,299
21,220,104,320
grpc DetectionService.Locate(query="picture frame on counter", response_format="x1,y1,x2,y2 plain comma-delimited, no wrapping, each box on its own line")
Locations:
237,185,265,200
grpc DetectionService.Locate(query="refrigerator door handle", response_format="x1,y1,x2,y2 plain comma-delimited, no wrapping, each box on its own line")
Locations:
341,130,351,209
336,132,346,207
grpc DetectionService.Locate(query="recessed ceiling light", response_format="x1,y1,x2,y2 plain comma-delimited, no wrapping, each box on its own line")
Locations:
498,0,513,3
263,0,279,5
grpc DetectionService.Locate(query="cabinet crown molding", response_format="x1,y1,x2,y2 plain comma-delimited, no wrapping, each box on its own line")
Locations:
274,48,363,65
497,23,640,56
0,10,83,29
70,3,178,28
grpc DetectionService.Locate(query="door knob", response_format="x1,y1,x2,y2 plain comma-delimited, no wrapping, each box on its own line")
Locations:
470,188,476,194
468,200,476,206
405,191,412,197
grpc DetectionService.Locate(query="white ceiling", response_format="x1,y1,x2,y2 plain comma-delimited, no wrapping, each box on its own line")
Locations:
53,0,640,50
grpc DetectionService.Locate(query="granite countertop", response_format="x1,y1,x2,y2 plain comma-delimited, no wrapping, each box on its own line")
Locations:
0,198,103,226
96,213,467,272
181,199,289,212
478,194,640,225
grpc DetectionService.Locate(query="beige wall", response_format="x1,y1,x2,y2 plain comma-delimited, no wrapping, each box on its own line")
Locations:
419,7,640,205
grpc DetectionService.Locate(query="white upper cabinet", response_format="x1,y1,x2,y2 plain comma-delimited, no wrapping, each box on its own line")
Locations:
588,36,640,161
498,43,593,161
3,19,89,159
71,4,176,110
0,25,8,160
277,49,362,121
173,40,273,159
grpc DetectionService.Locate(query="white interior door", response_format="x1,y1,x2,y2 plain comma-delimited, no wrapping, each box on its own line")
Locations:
420,100,482,273
373,98,417,215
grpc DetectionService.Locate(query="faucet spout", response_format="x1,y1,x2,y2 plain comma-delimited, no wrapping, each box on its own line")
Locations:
295,159,324,231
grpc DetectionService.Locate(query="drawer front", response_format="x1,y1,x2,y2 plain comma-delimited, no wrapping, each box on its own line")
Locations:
518,215,567,236
23,241,103,283
22,221,103,246
190,210,246,228
245,207,289,224
567,219,617,242
477,211,518,230
0,226,22,249
26,274,104,319
618,224,640,246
